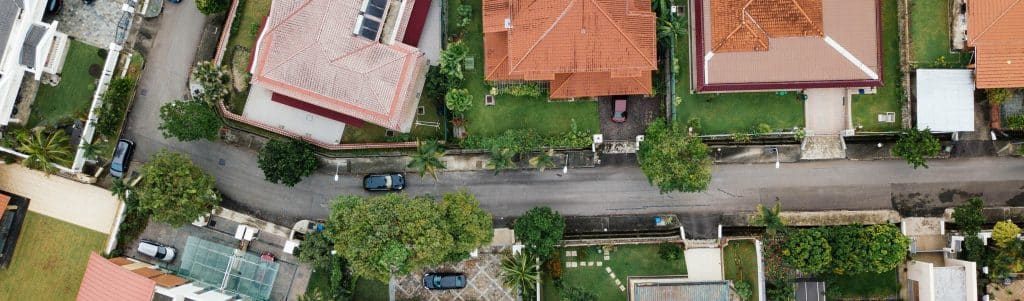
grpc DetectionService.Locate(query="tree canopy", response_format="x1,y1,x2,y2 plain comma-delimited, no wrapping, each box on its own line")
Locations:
953,197,985,236
751,202,785,234
826,225,908,275
257,139,319,187
407,140,446,180
17,129,72,174
513,206,565,259
993,220,1021,248
783,228,831,274
297,231,335,269
893,128,941,169
195,0,230,15
158,100,222,142
638,119,712,193
136,150,221,227
328,192,492,282
191,61,230,104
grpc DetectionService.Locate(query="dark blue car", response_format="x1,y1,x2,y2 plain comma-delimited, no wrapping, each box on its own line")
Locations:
362,173,405,191
423,272,465,290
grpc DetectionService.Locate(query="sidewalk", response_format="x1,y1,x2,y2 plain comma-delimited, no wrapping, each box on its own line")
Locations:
322,150,597,174
0,164,120,234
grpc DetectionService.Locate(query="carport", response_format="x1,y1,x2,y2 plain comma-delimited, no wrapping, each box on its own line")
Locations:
795,280,826,301
915,69,975,133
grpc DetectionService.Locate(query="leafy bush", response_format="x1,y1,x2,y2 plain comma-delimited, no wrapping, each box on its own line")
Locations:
733,281,753,301
495,83,544,97
445,88,472,113
95,78,137,137
783,228,831,274
462,120,592,154
658,242,683,261
767,279,795,301
993,220,1021,248
1006,115,1024,130
545,256,563,279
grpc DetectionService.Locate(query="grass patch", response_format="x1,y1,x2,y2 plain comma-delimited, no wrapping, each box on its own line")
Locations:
342,98,444,143
352,278,389,301
851,0,902,132
27,40,104,128
226,0,271,53
448,0,599,138
672,26,804,135
826,269,900,298
723,240,759,300
0,212,107,300
909,0,971,68
542,244,687,301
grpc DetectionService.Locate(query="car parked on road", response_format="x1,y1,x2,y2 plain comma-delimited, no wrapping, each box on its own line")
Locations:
110,139,135,179
612,98,628,123
363,173,405,191
423,272,466,290
137,240,176,262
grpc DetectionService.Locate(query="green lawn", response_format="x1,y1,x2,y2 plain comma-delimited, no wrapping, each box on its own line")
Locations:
723,240,759,300
27,40,104,128
352,278,389,301
342,93,444,143
672,24,804,135
448,0,599,138
0,212,108,300
542,244,688,301
226,0,271,54
851,0,902,132
827,269,900,298
909,0,971,68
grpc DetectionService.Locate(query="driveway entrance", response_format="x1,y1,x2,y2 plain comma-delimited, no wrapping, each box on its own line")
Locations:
0,164,120,234
803,88,848,135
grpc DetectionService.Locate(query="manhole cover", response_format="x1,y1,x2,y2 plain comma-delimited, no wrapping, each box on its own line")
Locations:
218,159,225,166
140,89,147,96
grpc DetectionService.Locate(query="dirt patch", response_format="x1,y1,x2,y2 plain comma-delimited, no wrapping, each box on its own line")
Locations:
88,64,102,78
230,47,252,92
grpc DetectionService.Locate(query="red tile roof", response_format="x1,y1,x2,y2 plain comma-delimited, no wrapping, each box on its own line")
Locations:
76,253,155,301
711,0,824,52
967,0,1024,88
252,0,429,132
483,0,656,98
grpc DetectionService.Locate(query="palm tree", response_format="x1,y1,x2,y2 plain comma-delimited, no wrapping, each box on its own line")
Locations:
17,129,72,174
79,137,110,160
657,17,687,42
486,147,515,175
500,251,539,295
110,178,129,201
750,201,785,234
407,140,447,180
528,149,556,172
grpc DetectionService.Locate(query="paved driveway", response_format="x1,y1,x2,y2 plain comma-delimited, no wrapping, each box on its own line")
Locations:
598,96,660,141
54,0,126,48
0,164,120,234
393,248,516,301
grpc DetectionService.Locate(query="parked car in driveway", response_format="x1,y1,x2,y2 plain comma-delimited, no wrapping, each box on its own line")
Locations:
137,240,175,262
612,98,628,123
423,272,466,290
363,173,405,191
110,139,135,179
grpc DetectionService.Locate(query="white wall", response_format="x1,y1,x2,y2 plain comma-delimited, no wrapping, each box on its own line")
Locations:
907,261,936,301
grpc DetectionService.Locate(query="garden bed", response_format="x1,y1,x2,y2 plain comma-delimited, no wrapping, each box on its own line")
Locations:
27,40,104,128
851,0,902,132
341,95,445,143
541,244,687,301
723,240,760,300
0,212,108,300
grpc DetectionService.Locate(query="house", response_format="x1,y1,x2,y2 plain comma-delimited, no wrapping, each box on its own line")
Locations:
248,0,431,141
76,253,236,301
965,0,1024,88
481,0,657,99
689,0,882,93
0,0,68,125
627,277,733,301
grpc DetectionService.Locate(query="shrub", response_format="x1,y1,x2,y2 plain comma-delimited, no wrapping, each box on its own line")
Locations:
767,279,795,301
658,242,683,261
577,248,588,261
734,281,753,301
545,256,563,279
462,121,592,154
95,78,137,137
495,83,544,97
993,220,1021,248
1006,115,1024,130
445,88,472,113
783,228,831,274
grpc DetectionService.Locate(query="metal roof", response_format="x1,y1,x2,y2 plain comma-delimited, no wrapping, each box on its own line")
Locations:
19,24,44,68
915,69,975,132
629,278,732,301
0,0,21,59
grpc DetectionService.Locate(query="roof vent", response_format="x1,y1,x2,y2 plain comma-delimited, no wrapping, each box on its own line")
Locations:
504,18,512,29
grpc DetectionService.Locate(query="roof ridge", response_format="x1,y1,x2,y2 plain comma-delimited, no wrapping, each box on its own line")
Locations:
511,0,578,70
486,55,510,79
264,43,318,76
788,0,823,35
265,0,317,37
971,0,1024,44
549,72,577,96
585,0,657,68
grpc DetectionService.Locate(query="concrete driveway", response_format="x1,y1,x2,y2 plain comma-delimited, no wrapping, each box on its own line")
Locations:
0,164,120,234
393,248,516,301
598,96,660,141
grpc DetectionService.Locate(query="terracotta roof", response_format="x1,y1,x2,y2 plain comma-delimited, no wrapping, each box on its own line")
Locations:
152,274,189,288
482,0,656,98
966,0,1024,88
711,0,824,52
252,0,429,132
0,194,9,212
76,253,155,301
107,257,133,266
693,0,882,92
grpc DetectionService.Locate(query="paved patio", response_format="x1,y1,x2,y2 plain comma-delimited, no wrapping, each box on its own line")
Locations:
0,164,120,234
804,88,848,135
393,248,517,301
54,0,127,48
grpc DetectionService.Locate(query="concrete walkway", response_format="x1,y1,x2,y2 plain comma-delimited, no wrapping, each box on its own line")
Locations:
804,88,848,135
0,164,120,234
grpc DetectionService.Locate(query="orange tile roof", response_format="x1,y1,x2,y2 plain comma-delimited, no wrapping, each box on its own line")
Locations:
711,0,824,52
76,253,155,301
152,274,189,288
107,257,133,266
483,0,656,98
967,0,1024,88
252,0,429,132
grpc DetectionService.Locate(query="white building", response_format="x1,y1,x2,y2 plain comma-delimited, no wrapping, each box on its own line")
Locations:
0,0,68,125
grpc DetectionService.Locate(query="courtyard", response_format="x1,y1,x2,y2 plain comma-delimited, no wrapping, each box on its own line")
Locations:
541,244,688,301
26,40,104,129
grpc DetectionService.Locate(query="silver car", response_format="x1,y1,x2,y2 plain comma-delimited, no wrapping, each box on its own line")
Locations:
137,240,176,262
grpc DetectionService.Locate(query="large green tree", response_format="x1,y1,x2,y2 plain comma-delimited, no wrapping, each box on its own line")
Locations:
893,128,941,169
136,150,221,227
257,139,319,187
953,197,985,236
638,119,712,193
17,129,72,174
440,190,494,261
192,61,230,104
195,0,230,15
513,207,565,259
407,140,446,180
297,231,336,269
158,100,222,142
783,228,831,274
827,225,908,275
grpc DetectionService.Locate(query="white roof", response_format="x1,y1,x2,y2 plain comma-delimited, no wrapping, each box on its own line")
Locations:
915,69,975,132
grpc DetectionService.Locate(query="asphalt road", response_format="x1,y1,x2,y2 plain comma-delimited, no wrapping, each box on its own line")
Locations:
124,2,1024,229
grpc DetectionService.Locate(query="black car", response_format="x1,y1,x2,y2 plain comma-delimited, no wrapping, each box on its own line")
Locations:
423,272,465,290
110,139,135,178
362,173,405,191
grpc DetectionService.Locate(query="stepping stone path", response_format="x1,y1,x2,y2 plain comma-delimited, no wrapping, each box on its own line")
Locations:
564,248,625,291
